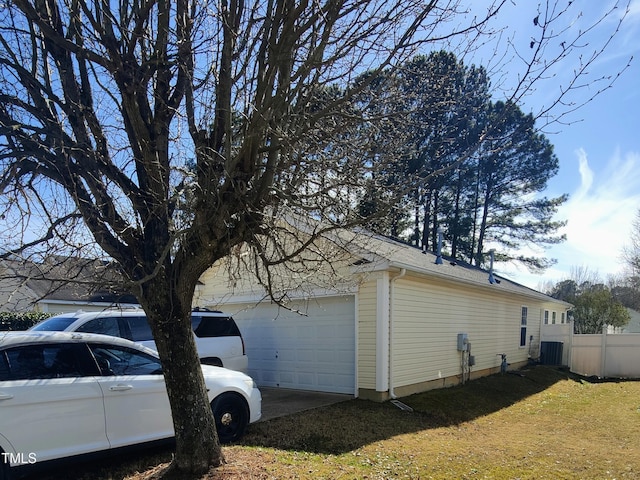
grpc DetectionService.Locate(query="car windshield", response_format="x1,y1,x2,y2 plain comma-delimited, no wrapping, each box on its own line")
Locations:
30,316,77,331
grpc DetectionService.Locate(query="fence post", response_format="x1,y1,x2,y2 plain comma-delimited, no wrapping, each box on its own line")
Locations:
567,320,573,367
601,324,607,377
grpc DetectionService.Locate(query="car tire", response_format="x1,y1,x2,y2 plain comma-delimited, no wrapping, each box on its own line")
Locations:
210,392,249,444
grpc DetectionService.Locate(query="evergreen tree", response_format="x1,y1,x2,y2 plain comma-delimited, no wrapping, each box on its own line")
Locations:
352,54,566,272
469,100,567,270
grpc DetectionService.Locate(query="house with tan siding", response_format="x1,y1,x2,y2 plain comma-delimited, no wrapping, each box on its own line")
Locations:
196,226,572,400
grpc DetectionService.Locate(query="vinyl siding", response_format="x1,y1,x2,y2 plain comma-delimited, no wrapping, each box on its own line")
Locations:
197,241,360,306
197,263,252,302
357,278,379,390
194,230,569,396
390,275,544,389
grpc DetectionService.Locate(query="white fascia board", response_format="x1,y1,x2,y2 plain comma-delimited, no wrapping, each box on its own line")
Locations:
385,260,572,308
211,285,359,306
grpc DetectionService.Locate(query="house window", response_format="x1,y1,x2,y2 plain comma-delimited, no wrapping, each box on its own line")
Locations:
520,307,528,347
552,312,557,324
561,312,566,324
544,310,549,325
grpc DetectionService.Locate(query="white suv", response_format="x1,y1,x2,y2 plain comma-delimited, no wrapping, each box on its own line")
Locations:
30,308,248,373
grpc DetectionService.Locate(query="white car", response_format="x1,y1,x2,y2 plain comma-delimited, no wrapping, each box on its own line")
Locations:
30,308,249,373
0,331,261,479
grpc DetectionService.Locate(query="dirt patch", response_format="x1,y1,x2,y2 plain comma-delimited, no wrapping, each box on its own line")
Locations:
125,449,275,480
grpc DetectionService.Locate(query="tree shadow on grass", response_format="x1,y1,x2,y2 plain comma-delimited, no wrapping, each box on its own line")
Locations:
23,366,599,479
240,365,580,455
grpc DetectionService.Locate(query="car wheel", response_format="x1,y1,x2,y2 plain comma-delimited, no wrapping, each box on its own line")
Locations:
210,392,249,443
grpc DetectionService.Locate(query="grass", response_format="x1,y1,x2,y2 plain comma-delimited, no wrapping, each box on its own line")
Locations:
26,366,640,479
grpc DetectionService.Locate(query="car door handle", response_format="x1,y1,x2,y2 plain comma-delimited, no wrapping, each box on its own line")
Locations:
0,393,14,400
109,384,133,391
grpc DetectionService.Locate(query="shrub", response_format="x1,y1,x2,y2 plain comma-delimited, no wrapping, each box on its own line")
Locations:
0,311,52,331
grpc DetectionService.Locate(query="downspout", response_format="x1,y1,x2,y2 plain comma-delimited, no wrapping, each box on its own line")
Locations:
567,309,573,368
389,268,407,399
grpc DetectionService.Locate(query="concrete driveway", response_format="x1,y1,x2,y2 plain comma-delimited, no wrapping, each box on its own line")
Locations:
259,387,353,422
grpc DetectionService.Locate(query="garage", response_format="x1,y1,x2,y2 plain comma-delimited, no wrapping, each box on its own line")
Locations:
229,295,356,394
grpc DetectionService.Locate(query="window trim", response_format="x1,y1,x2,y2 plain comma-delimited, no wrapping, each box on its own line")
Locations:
1,343,99,380
520,306,528,347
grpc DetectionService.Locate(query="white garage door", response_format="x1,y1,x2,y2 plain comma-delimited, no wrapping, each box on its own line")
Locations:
230,296,355,394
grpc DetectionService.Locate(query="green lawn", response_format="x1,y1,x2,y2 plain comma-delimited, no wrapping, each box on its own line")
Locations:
31,366,640,479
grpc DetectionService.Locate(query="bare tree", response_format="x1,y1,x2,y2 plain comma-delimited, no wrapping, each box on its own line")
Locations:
623,209,640,275
0,0,632,475
614,209,640,311
547,267,630,333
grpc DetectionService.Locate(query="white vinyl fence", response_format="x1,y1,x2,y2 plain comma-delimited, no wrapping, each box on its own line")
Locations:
540,323,640,379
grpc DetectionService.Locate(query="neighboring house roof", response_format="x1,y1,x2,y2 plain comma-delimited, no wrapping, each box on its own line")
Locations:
0,256,136,311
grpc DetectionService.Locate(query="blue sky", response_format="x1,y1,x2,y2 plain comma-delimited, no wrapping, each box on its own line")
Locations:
1,1,636,294
482,0,640,289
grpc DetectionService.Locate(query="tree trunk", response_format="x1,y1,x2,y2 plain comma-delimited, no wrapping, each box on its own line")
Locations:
413,187,421,247
140,276,223,473
475,177,492,267
422,190,432,251
430,189,440,251
451,168,463,259
470,165,481,264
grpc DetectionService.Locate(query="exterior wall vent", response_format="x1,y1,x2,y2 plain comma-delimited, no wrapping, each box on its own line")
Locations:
435,227,443,265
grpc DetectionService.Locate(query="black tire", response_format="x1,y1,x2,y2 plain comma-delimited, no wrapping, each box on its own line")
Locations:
210,392,249,443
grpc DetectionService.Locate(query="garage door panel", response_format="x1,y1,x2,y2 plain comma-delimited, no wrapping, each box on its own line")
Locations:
259,370,278,384
231,296,355,394
275,347,296,361
297,350,315,362
319,373,352,389
316,350,336,363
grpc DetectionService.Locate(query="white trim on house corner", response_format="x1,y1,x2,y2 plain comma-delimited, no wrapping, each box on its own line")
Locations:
376,272,390,393
353,291,360,398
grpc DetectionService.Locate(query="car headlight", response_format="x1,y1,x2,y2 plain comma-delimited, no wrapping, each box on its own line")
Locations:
244,378,257,389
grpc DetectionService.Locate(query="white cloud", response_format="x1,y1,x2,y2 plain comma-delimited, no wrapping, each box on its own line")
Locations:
559,150,640,255
502,148,640,289
559,148,640,264
628,0,640,22
574,148,594,199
